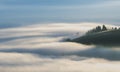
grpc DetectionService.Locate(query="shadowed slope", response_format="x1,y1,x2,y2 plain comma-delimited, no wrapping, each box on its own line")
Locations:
70,29,120,46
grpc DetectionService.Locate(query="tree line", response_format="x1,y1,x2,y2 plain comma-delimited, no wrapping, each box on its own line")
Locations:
86,25,119,34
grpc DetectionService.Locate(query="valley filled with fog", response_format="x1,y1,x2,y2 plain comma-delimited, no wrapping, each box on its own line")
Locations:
0,23,120,72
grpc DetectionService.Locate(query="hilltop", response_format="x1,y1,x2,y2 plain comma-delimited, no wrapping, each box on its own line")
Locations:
65,25,120,46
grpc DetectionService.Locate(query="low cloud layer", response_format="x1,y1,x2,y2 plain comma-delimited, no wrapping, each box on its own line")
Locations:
0,23,120,72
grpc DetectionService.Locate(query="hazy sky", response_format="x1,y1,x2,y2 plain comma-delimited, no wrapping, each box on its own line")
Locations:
0,0,120,25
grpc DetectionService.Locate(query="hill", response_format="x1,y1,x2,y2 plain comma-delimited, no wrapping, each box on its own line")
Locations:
66,25,120,46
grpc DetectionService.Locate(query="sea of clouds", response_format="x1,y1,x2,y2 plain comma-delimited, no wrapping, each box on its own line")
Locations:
0,22,120,72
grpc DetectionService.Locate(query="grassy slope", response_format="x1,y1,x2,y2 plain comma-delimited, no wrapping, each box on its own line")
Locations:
71,29,120,46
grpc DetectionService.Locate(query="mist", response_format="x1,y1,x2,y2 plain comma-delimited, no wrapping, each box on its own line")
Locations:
0,23,120,72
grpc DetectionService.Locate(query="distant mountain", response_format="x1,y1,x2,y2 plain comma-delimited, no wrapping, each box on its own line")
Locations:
0,23,21,28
